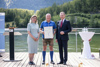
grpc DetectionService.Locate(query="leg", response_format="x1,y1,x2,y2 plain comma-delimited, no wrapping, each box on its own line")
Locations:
42,39,47,61
58,39,63,62
43,46,47,51
32,53,34,60
62,40,68,62
49,39,54,61
42,46,47,61
29,53,34,62
49,46,53,61
28,53,35,65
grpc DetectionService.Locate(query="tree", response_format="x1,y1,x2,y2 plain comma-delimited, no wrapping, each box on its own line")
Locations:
89,15,95,28
14,16,20,27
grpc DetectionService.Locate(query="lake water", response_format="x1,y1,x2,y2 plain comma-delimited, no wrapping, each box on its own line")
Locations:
5,28,100,52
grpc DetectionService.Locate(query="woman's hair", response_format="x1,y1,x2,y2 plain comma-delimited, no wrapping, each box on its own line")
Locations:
29,15,38,24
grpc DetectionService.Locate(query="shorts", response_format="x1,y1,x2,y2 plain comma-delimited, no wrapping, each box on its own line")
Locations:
42,39,54,46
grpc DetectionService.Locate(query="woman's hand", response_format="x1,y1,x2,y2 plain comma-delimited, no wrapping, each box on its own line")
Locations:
33,37,37,41
36,37,39,41
28,31,37,41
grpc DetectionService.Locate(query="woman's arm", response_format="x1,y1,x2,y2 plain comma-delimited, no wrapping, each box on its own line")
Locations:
36,32,40,41
27,31,37,41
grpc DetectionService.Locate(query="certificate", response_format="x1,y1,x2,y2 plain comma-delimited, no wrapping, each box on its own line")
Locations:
44,26,53,39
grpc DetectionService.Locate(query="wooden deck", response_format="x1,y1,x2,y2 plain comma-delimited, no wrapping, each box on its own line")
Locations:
0,52,100,67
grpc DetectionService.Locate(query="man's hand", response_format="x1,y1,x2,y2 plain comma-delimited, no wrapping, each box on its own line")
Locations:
42,31,44,34
60,31,64,35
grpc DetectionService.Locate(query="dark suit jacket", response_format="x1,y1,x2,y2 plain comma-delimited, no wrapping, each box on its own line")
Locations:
56,19,72,40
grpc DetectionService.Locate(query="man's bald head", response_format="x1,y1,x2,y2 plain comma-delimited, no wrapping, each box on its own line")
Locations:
46,13,51,22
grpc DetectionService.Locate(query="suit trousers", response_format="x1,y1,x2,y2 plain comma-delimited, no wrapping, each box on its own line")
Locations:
58,38,68,62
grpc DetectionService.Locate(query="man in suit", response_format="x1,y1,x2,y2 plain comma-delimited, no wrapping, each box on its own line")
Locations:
56,12,71,65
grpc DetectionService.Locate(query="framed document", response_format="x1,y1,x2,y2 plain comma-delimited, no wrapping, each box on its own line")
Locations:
44,26,53,39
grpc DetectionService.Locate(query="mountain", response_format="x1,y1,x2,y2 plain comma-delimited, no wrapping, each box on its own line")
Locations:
0,0,72,11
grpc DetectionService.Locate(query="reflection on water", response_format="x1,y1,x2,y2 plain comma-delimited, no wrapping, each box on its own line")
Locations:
5,28,100,52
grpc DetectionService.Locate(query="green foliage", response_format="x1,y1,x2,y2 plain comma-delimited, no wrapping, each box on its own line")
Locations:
37,0,100,28
1,0,100,28
0,8,34,28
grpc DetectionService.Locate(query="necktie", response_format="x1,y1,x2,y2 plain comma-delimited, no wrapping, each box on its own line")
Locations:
60,20,63,28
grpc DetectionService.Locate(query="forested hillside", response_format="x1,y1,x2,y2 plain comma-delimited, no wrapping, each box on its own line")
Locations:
37,0,100,28
0,0,100,28
0,0,72,11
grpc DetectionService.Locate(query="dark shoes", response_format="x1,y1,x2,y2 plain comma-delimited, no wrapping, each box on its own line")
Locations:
29,61,35,65
42,60,55,65
57,61,63,64
51,60,55,64
57,61,66,65
0,55,2,57
63,61,66,65
42,60,45,65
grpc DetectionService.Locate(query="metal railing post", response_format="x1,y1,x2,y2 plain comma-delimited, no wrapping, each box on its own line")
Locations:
75,32,77,52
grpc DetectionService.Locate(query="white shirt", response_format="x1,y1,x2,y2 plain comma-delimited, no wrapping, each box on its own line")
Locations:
59,18,65,26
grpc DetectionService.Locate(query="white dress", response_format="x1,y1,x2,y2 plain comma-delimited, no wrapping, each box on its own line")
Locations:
27,23,39,53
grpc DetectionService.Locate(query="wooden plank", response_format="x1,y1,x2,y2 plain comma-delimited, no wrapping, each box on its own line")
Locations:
45,53,49,67
7,52,23,67
0,53,9,66
41,52,45,67
67,53,73,67
70,53,82,67
72,53,92,67
0,52,100,67
68,53,79,67
38,52,43,67
35,52,42,67
17,52,29,67
86,53,100,67
13,52,26,67
55,52,63,67
53,52,59,67
73,53,99,67
26,53,35,67
32,53,39,67
21,52,31,67
48,52,54,67
3,52,21,67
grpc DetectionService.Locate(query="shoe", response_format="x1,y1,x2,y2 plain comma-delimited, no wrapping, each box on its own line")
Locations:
29,61,35,65
51,60,55,64
42,60,45,65
33,62,35,65
63,61,66,65
57,61,63,64
0,55,2,57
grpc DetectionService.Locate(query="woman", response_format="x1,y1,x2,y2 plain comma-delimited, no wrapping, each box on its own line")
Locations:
27,15,40,65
